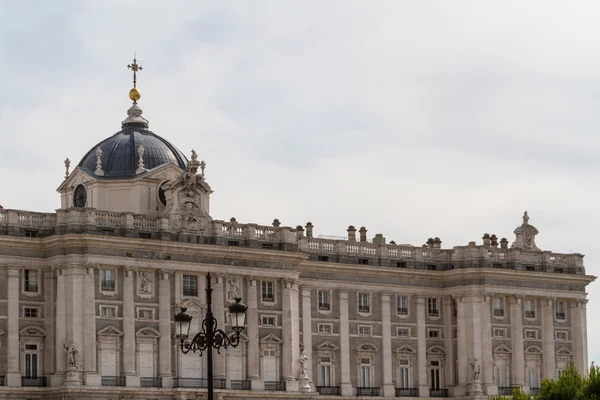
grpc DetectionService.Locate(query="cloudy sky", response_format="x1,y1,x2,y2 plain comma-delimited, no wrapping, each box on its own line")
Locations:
1,1,599,365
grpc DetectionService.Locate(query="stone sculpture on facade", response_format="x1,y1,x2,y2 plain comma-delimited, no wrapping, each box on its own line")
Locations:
64,340,78,369
94,147,104,176
139,271,152,294
469,358,480,381
228,278,240,301
298,349,311,393
468,358,483,395
64,158,70,179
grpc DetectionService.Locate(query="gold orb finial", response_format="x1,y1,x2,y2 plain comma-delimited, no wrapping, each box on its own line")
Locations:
129,88,141,102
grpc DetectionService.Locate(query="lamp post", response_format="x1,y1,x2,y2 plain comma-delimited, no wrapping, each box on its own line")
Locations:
174,273,247,400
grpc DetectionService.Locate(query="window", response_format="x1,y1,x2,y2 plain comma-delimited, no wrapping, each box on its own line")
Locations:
358,293,370,313
137,308,154,320
396,261,407,268
262,281,275,302
318,290,330,311
358,258,368,265
526,265,535,271
493,297,504,317
318,255,329,262
261,316,276,326
100,306,117,318
318,324,332,334
360,358,372,387
427,298,439,317
397,295,408,315
525,299,535,318
555,331,567,341
428,329,441,339
320,361,332,386
397,327,410,338
183,274,198,297
527,367,539,389
555,268,564,273
261,243,274,249
24,270,38,292
101,269,115,292
397,363,410,388
23,307,39,318
555,301,566,320
228,240,240,246
358,326,372,336
525,330,538,340
557,369,564,378
493,328,506,339
24,344,39,378
427,264,437,271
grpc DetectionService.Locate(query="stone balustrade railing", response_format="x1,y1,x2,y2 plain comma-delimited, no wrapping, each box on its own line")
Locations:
0,208,585,270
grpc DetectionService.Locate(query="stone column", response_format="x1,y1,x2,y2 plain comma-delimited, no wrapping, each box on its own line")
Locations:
44,269,55,383
582,301,589,375
123,267,139,386
281,279,300,392
570,300,586,374
53,266,67,386
442,297,455,392
83,265,100,385
158,270,173,388
212,274,226,380
65,266,85,387
246,277,263,390
301,287,314,385
381,294,395,397
339,290,353,396
415,296,428,397
6,267,21,386
455,295,468,396
540,299,555,380
481,295,496,395
509,297,525,388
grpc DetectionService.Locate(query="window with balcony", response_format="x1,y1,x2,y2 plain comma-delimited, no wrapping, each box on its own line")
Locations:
493,297,504,317
397,295,408,315
358,293,370,314
318,290,330,311
262,281,275,302
101,269,115,292
182,274,198,297
24,269,38,293
555,301,566,320
427,298,439,317
319,357,333,387
525,299,536,318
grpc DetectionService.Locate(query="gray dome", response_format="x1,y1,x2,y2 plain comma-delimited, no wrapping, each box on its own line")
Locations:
78,105,188,179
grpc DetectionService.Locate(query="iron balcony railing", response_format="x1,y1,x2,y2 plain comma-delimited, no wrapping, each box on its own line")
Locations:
397,307,408,315
317,386,341,395
429,388,449,397
556,312,566,320
319,302,331,310
525,311,536,318
264,381,286,391
395,388,418,397
22,376,47,387
494,308,504,317
428,309,439,317
101,376,126,386
140,377,161,387
174,378,207,388
0,376,4,386
231,380,251,390
359,305,370,313
498,386,519,395
356,387,380,396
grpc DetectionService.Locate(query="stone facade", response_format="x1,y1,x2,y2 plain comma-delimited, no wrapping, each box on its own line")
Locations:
0,101,594,400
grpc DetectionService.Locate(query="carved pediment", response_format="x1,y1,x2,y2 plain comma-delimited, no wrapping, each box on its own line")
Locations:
228,332,249,343
316,341,339,351
97,325,124,337
427,345,446,355
556,347,572,356
179,298,205,311
394,345,416,354
355,343,378,353
260,333,283,344
525,345,543,355
136,327,160,338
493,344,512,354
0,329,5,335
20,326,47,337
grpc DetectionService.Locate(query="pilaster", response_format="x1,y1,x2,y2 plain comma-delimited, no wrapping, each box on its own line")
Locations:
212,273,226,380
442,297,455,393
381,293,394,397
246,277,263,390
415,295,428,397
281,278,300,392
540,299,555,380
301,287,314,385
339,290,353,396
454,295,468,396
6,266,21,387
64,265,84,387
83,265,100,385
509,296,525,388
570,300,586,374
480,295,496,395
122,267,139,387
52,266,66,387
158,270,173,388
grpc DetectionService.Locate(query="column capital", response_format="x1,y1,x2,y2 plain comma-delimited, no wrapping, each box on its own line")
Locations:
338,290,350,300
281,278,298,289
213,272,227,284
158,269,173,280
508,296,522,305
442,296,454,306
84,263,99,275
380,293,392,302
569,299,588,308
6,265,21,277
247,276,260,286
539,298,553,307
452,294,463,303
123,266,136,278
52,264,65,276
414,295,426,304
301,286,313,296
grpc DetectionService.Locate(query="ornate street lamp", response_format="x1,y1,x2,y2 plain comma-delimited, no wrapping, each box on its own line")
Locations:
174,273,247,400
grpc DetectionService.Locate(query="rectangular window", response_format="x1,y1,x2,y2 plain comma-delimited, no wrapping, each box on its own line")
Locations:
398,367,410,388
555,331,567,341
360,364,371,387
527,368,539,389
318,290,330,311
556,301,566,320
427,329,441,339
318,324,332,334
525,330,538,340
261,316,276,326
262,281,275,302
427,298,438,317
24,270,38,292
493,328,506,338
397,327,410,338
320,364,331,386
23,307,39,318
182,274,198,297
358,326,372,336
101,269,115,291
138,309,154,320
358,293,370,313
101,306,116,318
525,299,535,318
25,350,38,378
493,297,504,316
396,261,407,268
397,295,408,315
